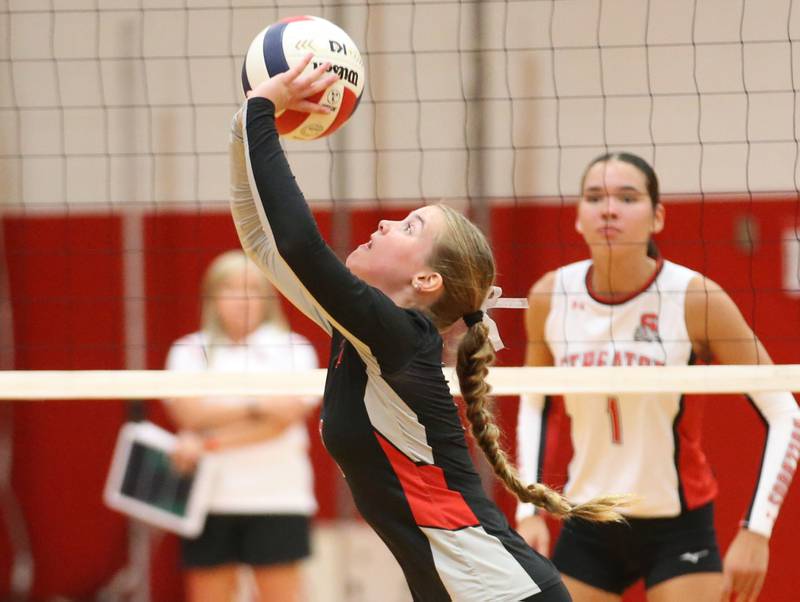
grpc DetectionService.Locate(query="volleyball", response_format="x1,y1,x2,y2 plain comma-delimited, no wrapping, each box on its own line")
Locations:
242,16,365,141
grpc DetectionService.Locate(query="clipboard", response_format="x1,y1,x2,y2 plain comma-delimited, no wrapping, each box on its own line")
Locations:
104,421,216,538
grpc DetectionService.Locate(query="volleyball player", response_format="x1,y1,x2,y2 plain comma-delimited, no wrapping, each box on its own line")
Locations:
226,54,631,601
165,250,318,602
516,152,800,602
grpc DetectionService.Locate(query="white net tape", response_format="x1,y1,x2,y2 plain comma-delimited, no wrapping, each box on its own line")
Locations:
1,364,799,399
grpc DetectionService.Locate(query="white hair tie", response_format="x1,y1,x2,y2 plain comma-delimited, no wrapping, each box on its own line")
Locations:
480,285,506,351
463,286,529,351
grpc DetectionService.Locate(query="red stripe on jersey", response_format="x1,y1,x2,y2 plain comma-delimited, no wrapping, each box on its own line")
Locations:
607,396,623,444
324,88,358,137
676,396,718,509
586,256,665,305
541,397,573,492
376,432,479,530
276,91,324,136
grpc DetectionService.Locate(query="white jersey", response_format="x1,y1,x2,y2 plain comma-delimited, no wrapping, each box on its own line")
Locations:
165,323,319,515
517,258,800,537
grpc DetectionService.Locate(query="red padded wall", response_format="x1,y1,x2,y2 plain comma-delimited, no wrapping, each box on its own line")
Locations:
2,215,128,600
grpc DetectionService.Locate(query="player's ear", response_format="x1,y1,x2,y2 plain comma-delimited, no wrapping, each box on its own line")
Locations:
652,202,665,234
412,271,443,295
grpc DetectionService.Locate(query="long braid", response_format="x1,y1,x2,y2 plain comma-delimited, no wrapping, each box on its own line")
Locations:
429,204,629,521
456,322,628,522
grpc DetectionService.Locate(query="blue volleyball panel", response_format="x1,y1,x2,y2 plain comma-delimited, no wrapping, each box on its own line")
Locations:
264,21,291,77
241,61,251,94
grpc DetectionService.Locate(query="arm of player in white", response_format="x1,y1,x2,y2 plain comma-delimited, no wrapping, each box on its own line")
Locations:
516,393,547,524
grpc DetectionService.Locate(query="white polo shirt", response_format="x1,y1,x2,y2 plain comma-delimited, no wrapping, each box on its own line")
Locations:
165,323,319,514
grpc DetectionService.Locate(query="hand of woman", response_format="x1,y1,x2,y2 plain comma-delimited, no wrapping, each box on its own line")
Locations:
171,431,205,474
247,53,339,115
720,528,768,602
516,514,551,557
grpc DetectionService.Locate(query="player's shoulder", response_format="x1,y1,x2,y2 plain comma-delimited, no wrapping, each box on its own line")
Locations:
683,268,727,314
529,270,556,297
286,328,313,347
165,331,208,370
528,259,589,300
682,268,737,339
659,259,703,286
168,330,205,350
684,271,724,295
525,273,555,321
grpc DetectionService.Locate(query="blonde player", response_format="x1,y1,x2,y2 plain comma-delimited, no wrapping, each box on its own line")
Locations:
165,250,318,602
225,55,637,601
516,152,800,602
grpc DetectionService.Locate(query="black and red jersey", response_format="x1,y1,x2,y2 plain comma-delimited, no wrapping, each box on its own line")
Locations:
230,97,560,601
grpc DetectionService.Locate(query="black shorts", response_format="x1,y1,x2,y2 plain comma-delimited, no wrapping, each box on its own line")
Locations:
182,513,311,568
552,503,722,594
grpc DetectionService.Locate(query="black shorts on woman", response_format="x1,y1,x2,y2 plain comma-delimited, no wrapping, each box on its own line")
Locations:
182,513,311,568
553,502,722,594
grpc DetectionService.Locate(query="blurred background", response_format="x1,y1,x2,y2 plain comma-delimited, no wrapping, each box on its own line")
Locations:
1,0,799,600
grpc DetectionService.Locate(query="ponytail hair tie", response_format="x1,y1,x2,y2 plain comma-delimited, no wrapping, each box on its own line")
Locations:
478,286,507,351
463,310,484,328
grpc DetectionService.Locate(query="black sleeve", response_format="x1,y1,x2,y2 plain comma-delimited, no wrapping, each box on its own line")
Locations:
244,97,423,374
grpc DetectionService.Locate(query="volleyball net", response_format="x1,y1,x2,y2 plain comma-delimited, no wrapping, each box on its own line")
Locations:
3,0,800,365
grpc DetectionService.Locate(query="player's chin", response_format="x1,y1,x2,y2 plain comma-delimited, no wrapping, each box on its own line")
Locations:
345,252,381,287
345,248,365,273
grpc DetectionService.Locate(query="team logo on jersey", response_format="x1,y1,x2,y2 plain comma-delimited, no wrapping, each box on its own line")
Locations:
633,312,661,343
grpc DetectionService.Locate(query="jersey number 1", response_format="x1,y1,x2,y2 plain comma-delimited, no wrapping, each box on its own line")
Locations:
607,396,622,444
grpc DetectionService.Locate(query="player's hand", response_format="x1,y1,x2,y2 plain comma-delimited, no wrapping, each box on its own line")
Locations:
720,528,768,602
171,431,205,474
247,53,339,115
516,514,551,557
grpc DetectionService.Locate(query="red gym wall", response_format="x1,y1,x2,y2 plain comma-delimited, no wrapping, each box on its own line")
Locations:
1,200,798,601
